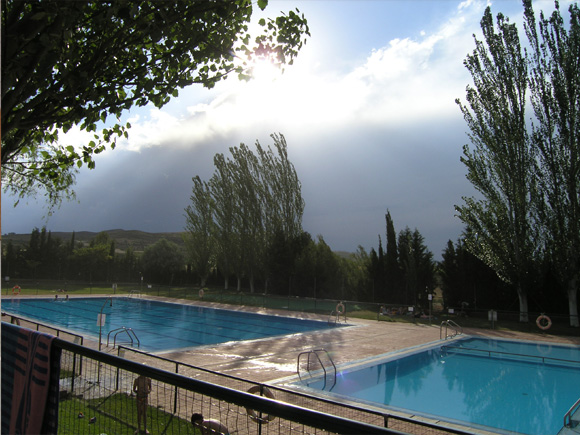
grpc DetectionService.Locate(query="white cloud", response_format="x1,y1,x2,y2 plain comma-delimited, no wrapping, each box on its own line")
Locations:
60,0,489,156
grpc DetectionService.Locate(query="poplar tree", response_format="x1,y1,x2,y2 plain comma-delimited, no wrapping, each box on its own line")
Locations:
455,5,539,322
185,133,304,292
209,154,238,290
525,0,580,326
184,176,215,287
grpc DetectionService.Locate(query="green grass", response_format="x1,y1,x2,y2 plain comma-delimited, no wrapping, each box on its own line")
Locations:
58,394,197,435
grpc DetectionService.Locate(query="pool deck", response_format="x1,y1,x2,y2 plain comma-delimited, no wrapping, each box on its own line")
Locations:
6,294,579,384
159,298,580,384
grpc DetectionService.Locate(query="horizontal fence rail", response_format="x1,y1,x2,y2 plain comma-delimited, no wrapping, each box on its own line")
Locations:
3,308,503,434
55,337,401,435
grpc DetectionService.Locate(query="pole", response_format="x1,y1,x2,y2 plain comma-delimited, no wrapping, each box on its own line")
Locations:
98,296,113,351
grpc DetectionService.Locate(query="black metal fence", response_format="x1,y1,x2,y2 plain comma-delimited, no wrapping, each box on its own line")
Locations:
1,317,478,435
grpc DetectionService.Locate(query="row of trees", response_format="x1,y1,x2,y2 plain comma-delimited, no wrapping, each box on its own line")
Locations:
366,212,434,306
184,133,304,292
1,228,184,285
1,214,574,317
455,1,580,326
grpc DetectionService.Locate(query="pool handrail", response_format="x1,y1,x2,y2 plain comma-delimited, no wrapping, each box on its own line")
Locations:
440,345,580,366
297,349,337,391
564,397,580,428
440,320,463,339
107,326,140,348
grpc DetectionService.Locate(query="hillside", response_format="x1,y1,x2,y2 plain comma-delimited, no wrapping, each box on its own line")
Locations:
1,229,186,253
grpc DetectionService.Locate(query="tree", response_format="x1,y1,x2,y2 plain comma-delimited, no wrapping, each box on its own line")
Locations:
384,210,401,301
524,0,580,327
228,143,263,292
184,176,215,287
141,239,185,285
439,237,512,311
455,5,540,322
187,133,304,292
397,227,434,307
1,0,310,207
209,153,239,290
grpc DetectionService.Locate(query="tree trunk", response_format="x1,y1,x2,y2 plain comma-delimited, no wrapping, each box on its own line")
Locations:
517,288,529,322
224,276,229,290
249,271,255,293
568,276,579,327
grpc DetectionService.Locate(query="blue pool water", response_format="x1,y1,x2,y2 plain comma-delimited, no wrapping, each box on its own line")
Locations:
299,337,580,435
2,297,338,352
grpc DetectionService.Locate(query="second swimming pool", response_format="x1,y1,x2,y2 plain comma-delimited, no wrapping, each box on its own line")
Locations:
292,336,580,435
2,297,341,352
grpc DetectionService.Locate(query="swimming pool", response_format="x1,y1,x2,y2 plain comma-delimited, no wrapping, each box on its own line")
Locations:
1,297,339,352
293,336,580,435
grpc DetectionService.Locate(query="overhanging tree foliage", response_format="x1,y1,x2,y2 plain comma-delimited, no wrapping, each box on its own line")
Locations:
1,0,309,207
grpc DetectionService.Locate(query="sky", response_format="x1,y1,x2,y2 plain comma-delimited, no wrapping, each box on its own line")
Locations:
1,0,567,259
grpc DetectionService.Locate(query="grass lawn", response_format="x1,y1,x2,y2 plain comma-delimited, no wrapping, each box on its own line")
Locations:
58,394,197,435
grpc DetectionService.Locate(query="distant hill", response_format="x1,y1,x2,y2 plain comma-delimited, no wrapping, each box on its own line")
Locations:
1,229,186,253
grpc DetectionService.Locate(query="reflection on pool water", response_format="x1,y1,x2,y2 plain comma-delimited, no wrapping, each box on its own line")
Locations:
1,297,341,352
297,337,580,435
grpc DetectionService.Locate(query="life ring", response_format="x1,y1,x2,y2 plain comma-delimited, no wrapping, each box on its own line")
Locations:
198,289,204,298
12,285,21,295
245,386,276,423
336,302,345,315
536,314,552,331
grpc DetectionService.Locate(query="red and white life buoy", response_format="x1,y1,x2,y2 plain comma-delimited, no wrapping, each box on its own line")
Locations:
12,285,21,295
536,314,552,331
198,289,204,298
245,386,276,423
336,302,345,315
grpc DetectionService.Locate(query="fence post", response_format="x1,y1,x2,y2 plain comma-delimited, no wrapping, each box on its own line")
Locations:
174,362,179,413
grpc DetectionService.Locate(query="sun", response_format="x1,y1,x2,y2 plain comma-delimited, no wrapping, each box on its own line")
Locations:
249,57,281,84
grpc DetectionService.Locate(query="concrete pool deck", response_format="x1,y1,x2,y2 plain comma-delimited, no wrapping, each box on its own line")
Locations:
7,294,578,385
157,298,580,384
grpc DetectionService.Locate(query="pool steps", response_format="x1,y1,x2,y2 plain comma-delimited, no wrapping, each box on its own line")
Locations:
297,349,337,391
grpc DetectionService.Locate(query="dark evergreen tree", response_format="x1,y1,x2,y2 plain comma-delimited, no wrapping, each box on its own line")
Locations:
385,210,402,301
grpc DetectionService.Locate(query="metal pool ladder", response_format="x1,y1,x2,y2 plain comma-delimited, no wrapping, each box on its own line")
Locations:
107,327,141,348
440,320,463,339
564,397,580,429
297,349,337,391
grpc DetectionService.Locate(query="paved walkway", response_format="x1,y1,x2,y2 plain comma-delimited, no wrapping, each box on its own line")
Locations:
4,294,580,384
159,304,580,384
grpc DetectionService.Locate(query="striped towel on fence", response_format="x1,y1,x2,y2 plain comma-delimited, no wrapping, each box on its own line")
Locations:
1,322,61,434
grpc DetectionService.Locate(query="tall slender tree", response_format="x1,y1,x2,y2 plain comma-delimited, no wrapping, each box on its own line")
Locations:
184,176,215,287
455,5,540,322
186,133,304,292
525,0,580,327
210,154,238,290
384,210,401,301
